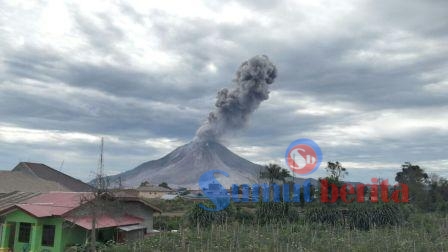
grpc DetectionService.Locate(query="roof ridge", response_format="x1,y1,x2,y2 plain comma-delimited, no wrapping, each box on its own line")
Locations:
22,162,92,191
21,162,38,177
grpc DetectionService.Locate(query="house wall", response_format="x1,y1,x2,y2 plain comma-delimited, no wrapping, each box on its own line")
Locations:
123,229,144,242
122,202,155,233
4,210,38,252
139,191,166,199
61,223,87,249
1,210,79,252
5,210,62,252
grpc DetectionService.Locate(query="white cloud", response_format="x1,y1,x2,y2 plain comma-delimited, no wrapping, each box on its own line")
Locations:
305,108,448,146
424,81,448,94
270,90,361,117
1,0,447,184
143,137,186,151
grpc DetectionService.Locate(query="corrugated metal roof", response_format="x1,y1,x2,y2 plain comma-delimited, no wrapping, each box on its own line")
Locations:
12,192,91,217
66,214,143,230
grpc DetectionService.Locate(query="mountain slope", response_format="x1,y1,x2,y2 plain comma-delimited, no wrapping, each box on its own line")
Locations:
108,141,264,189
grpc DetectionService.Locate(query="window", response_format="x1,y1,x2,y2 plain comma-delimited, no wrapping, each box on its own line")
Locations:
41,225,55,247
18,223,31,243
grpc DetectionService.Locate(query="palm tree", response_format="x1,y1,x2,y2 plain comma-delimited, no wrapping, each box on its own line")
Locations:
260,163,291,184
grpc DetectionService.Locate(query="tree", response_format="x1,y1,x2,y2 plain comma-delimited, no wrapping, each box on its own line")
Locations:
159,182,171,189
395,162,429,205
140,181,150,187
325,161,348,183
318,161,348,203
260,163,291,184
395,162,429,185
424,174,448,211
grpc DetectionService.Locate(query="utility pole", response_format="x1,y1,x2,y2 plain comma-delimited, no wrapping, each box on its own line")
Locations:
91,137,104,252
97,137,105,192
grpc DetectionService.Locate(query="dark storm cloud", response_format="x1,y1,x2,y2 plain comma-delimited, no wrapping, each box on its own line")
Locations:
146,9,442,111
1,0,447,182
0,80,202,139
2,45,208,102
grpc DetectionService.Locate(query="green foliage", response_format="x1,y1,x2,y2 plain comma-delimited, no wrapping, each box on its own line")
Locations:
393,162,448,212
140,181,150,187
255,202,298,224
233,206,255,224
158,182,171,189
304,204,343,226
324,161,348,184
423,175,448,212
395,162,428,204
346,203,414,230
186,202,235,227
259,163,291,184
395,162,429,185
255,202,289,224
154,216,184,231
106,212,448,252
318,161,348,203
304,203,415,230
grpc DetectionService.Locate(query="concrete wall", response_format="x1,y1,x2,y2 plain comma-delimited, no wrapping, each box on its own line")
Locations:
139,191,167,199
122,202,155,233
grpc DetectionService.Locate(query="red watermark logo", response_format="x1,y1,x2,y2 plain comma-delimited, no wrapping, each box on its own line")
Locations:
285,138,322,175
320,178,409,203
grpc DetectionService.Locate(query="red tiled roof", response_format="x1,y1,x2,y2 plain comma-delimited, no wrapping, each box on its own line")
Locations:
66,214,143,230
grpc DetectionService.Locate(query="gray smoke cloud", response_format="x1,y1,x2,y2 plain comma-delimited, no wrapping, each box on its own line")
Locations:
195,55,277,142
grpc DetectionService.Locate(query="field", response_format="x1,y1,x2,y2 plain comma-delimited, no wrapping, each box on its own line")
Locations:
106,202,448,251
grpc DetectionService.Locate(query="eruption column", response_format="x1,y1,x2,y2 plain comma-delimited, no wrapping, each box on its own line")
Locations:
195,55,277,142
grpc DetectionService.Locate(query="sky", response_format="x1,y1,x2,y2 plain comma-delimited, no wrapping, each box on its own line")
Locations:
0,0,447,184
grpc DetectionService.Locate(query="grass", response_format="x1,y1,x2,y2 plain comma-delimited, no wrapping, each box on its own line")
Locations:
107,212,447,252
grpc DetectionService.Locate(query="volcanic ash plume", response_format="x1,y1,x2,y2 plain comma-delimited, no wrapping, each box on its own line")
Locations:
195,55,277,142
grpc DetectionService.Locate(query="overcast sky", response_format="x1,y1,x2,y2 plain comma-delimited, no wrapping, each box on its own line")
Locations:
0,0,447,184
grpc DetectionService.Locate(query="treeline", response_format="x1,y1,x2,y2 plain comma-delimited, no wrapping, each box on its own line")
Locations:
182,161,447,230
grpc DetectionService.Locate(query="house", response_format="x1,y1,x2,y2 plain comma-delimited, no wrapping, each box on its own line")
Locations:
137,185,173,199
12,162,93,192
0,192,161,252
110,189,139,198
0,171,69,194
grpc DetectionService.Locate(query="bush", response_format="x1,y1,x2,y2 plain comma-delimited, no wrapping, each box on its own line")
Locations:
234,206,255,224
154,216,184,231
186,202,235,227
255,202,299,224
304,203,414,230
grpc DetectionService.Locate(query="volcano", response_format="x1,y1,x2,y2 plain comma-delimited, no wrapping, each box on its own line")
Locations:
109,140,263,189
106,56,280,189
